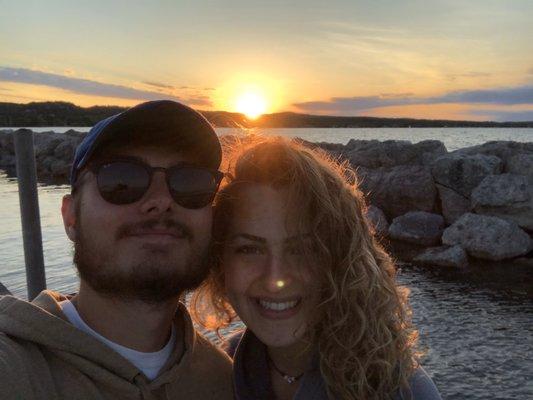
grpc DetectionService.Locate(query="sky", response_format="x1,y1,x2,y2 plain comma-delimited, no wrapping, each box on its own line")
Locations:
1,0,533,121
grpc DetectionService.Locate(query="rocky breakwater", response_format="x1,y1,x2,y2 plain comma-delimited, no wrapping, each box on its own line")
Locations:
1,129,533,268
314,139,533,268
0,129,84,181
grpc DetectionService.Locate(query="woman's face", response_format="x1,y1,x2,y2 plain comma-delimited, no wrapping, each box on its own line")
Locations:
222,184,321,349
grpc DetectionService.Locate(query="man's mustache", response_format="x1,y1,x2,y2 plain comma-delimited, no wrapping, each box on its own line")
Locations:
116,218,194,241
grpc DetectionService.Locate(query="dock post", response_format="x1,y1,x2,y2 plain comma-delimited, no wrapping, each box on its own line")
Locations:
13,129,46,300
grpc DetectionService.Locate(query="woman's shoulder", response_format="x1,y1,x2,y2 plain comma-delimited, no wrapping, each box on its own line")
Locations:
396,367,442,400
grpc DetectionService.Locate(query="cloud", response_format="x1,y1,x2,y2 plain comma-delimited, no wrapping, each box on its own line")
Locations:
0,67,182,102
143,81,175,90
528,67,533,75
293,85,533,114
446,71,492,81
470,109,533,122
185,95,213,107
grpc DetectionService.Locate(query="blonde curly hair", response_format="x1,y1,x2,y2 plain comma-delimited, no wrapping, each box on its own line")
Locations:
192,135,419,400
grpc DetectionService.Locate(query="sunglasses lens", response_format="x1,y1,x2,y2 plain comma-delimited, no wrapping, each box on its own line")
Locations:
168,167,220,209
97,162,149,204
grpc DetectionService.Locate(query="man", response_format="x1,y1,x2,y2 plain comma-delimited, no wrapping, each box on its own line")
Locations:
0,100,233,399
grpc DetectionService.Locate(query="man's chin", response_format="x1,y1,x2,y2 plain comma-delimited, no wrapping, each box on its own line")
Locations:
79,268,205,304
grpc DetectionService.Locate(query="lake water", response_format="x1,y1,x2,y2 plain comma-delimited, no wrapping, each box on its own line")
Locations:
1,127,532,399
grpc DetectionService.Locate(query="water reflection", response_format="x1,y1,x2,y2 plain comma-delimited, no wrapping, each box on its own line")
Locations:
398,264,532,400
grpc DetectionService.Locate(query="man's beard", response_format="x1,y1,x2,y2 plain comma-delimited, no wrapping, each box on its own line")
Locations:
73,218,211,304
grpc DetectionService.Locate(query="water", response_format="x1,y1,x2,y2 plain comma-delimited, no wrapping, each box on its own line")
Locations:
1,128,532,399
5,126,533,152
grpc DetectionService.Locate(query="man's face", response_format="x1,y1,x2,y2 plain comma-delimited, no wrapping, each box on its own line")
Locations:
62,146,213,303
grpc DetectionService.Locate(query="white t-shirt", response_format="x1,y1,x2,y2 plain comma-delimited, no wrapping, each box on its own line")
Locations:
59,299,176,380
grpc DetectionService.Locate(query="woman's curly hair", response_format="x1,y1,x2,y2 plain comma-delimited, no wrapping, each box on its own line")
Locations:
191,135,419,399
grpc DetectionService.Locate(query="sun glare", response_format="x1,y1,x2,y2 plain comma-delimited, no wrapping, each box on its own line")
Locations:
236,91,267,119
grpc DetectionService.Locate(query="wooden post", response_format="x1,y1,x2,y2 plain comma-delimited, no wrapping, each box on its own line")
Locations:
13,129,46,300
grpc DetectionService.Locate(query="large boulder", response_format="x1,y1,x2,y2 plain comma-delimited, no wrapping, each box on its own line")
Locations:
442,213,532,260
343,140,447,169
454,141,533,167
413,245,468,268
366,205,389,237
389,211,444,246
53,139,77,160
506,154,533,179
436,184,471,224
431,153,503,197
358,166,437,219
0,281,11,295
471,174,533,230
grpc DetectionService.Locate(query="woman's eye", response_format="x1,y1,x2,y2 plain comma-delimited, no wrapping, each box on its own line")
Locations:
287,246,304,256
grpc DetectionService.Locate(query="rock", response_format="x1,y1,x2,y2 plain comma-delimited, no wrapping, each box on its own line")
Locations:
53,139,76,159
0,132,14,153
413,245,468,268
436,184,471,224
454,141,533,166
39,156,56,175
343,140,447,169
366,205,389,236
442,213,532,260
431,153,503,197
506,154,533,179
389,211,444,246
50,159,70,178
358,166,437,219
471,174,533,230
0,281,11,296
0,154,15,168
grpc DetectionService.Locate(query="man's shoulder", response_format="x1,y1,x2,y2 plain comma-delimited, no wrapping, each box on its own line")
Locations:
0,332,42,398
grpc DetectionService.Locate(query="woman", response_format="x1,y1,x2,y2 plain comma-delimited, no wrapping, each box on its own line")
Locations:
193,136,441,400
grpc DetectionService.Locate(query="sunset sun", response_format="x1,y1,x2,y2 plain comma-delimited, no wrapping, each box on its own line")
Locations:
235,91,267,119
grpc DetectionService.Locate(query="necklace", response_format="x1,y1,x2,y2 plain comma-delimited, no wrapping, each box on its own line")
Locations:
267,354,304,384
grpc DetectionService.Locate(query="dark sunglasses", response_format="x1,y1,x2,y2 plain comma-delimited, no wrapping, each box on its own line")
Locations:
81,158,223,209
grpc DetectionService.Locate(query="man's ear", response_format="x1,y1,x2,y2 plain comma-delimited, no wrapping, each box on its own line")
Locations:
61,194,77,242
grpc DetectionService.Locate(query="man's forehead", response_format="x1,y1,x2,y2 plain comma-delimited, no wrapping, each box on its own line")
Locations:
95,144,197,164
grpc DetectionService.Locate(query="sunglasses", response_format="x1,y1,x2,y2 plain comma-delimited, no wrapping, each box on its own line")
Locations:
82,158,224,209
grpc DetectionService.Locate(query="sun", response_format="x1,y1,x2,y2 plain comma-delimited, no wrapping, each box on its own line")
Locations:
235,91,267,119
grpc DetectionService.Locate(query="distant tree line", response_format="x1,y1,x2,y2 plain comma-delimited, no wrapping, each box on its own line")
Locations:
1,101,531,128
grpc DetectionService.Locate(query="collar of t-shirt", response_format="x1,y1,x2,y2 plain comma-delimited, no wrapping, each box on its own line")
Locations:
59,299,176,381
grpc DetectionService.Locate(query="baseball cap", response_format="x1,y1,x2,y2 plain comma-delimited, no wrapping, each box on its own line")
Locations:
70,100,221,185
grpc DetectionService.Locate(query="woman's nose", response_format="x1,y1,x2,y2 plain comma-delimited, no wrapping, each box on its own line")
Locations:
262,254,292,293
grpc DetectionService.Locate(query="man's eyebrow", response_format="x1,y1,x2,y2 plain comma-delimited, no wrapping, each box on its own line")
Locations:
228,233,267,243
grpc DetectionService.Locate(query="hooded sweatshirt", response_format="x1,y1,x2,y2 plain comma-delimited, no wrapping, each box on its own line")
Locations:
0,290,233,400
229,330,442,400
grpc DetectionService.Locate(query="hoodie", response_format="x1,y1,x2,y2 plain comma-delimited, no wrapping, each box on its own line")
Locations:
229,330,442,400
0,290,233,400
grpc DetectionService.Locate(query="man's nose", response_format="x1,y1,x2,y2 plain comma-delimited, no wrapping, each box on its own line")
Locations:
138,171,174,214
262,254,292,293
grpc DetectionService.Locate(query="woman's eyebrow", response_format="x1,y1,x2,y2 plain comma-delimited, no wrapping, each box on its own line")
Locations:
284,234,312,244
228,233,266,243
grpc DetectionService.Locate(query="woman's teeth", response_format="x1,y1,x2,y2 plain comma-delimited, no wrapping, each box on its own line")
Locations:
258,299,299,311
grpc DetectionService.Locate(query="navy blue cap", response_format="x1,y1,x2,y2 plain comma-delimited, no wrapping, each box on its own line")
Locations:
70,100,221,185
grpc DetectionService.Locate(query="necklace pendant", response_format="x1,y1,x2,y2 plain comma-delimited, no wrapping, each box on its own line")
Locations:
283,375,296,384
